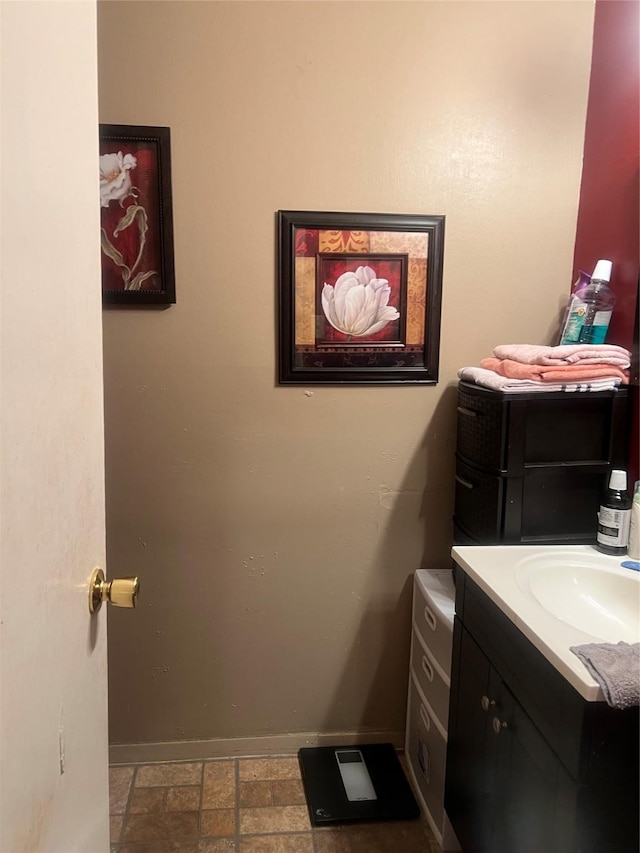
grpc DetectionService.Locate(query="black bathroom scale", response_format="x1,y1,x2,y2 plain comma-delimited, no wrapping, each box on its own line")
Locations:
298,742,420,826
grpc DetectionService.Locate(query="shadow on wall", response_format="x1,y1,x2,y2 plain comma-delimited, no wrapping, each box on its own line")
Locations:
321,383,459,741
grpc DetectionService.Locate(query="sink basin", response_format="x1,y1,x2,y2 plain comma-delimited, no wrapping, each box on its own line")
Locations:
516,552,640,643
452,544,640,700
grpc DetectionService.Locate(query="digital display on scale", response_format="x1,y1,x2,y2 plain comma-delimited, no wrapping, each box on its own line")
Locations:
335,749,377,801
336,751,363,764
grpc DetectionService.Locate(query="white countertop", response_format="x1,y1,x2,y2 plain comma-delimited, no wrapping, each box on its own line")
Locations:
451,544,640,702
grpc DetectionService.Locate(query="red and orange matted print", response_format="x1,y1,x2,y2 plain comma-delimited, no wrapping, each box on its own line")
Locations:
279,212,445,384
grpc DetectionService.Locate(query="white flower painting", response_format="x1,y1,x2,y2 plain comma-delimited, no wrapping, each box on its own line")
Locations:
99,148,158,292
321,265,400,338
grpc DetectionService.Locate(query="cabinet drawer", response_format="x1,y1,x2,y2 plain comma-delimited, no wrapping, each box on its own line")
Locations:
456,385,508,470
406,672,448,833
519,467,604,542
457,382,628,475
410,628,450,730
412,572,455,674
454,458,503,543
455,463,606,545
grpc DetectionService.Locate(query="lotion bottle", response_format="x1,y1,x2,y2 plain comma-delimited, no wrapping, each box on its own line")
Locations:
558,270,591,344
596,469,632,555
627,480,640,560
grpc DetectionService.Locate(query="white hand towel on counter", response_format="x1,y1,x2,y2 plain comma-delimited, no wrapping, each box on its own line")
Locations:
570,642,640,709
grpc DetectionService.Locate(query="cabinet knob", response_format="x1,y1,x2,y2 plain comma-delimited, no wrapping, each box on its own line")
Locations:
481,695,496,712
492,717,508,734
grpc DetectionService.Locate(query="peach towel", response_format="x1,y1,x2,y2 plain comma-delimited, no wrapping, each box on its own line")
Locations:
493,343,631,367
481,357,629,384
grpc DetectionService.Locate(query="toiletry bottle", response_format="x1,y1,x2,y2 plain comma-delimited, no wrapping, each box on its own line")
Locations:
560,260,616,345
627,480,640,560
558,270,591,345
596,469,632,555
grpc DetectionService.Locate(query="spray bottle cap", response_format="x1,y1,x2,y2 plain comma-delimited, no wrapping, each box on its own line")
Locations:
609,469,627,491
591,259,612,282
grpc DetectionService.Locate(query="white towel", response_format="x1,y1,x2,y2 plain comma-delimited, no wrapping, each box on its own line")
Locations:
563,379,622,392
458,367,563,392
458,367,620,394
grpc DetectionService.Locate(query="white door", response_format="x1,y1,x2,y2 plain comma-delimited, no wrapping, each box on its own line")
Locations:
0,2,110,851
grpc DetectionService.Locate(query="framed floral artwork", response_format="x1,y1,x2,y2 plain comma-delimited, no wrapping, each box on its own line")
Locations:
278,211,445,384
99,124,176,305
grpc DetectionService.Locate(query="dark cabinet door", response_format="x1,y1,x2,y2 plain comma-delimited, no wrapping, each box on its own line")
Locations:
447,625,576,853
446,624,495,852
490,670,576,853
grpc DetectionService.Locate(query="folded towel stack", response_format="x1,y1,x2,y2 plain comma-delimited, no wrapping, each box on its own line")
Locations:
459,343,631,394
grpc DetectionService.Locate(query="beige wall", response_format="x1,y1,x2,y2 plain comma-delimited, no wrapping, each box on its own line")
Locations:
99,0,594,758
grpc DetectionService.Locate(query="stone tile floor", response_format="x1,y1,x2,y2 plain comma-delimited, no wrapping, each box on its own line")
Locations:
110,754,443,852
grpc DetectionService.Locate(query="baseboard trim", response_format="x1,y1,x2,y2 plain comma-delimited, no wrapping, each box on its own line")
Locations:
109,730,405,766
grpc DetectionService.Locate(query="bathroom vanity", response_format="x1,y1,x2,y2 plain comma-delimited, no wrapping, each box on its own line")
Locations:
445,546,640,853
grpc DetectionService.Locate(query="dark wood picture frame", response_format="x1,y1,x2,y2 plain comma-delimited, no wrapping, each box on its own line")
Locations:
99,124,176,306
278,210,445,385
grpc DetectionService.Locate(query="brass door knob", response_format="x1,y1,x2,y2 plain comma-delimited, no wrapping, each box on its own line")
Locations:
89,568,140,613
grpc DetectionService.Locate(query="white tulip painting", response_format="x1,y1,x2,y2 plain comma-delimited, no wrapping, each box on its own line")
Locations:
321,265,400,340
277,210,445,384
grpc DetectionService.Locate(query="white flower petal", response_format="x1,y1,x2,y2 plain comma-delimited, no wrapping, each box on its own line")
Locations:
349,286,379,335
358,319,389,336
358,305,400,337
377,306,400,322
333,272,360,323
356,266,377,285
333,271,360,292
323,284,345,332
364,283,381,315
99,153,119,177
374,283,391,310
343,285,368,333
99,151,136,208
321,284,336,325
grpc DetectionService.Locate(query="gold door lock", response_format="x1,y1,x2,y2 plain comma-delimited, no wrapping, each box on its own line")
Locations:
89,568,140,613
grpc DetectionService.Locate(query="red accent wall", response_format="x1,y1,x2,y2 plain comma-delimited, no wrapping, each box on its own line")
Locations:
573,0,639,483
